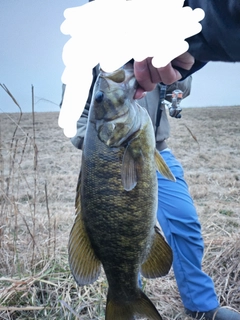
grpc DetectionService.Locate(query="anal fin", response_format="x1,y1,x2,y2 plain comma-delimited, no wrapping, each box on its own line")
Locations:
141,226,173,278
68,213,101,286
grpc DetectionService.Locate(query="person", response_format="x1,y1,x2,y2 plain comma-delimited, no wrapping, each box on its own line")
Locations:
61,1,240,318
60,66,239,319
134,1,240,98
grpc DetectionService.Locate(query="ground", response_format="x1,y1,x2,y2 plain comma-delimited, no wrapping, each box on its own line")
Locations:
0,106,239,319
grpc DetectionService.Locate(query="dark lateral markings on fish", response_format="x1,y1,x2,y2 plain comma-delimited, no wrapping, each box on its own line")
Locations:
68,62,174,320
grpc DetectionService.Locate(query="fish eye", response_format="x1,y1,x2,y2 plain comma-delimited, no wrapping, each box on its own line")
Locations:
95,91,104,103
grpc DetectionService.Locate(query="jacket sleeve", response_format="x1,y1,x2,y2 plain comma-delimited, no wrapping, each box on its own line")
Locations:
70,104,89,150
178,0,240,79
60,66,99,150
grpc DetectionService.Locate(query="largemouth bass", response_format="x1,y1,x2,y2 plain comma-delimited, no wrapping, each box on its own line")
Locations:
68,62,174,320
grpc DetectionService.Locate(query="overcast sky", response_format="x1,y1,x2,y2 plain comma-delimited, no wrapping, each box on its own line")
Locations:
0,0,240,114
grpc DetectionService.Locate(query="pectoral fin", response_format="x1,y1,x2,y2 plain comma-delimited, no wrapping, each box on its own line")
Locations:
121,144,144,191
68,213,101,286
154,150,176,182
141,226,173,278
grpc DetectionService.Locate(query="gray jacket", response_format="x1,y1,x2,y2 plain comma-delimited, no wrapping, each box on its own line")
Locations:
138,78,192,150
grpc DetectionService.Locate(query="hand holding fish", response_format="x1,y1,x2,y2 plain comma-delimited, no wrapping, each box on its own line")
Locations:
134,52,195,99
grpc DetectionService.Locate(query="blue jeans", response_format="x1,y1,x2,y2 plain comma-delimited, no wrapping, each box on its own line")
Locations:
157,149,219,312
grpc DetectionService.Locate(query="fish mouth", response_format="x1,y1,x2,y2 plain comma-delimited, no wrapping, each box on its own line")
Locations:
99,63,137,92
103,69,126,83
95,63,137,123
95,62,139,146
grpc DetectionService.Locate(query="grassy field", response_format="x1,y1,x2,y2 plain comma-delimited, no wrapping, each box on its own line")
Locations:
0,105,239,319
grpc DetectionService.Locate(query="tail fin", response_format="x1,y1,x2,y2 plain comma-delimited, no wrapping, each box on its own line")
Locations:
105,289,162,320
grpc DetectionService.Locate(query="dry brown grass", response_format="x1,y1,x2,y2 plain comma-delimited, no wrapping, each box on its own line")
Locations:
0,102,239,319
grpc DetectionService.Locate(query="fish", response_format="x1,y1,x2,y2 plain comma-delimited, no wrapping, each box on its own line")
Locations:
68,62,174,320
